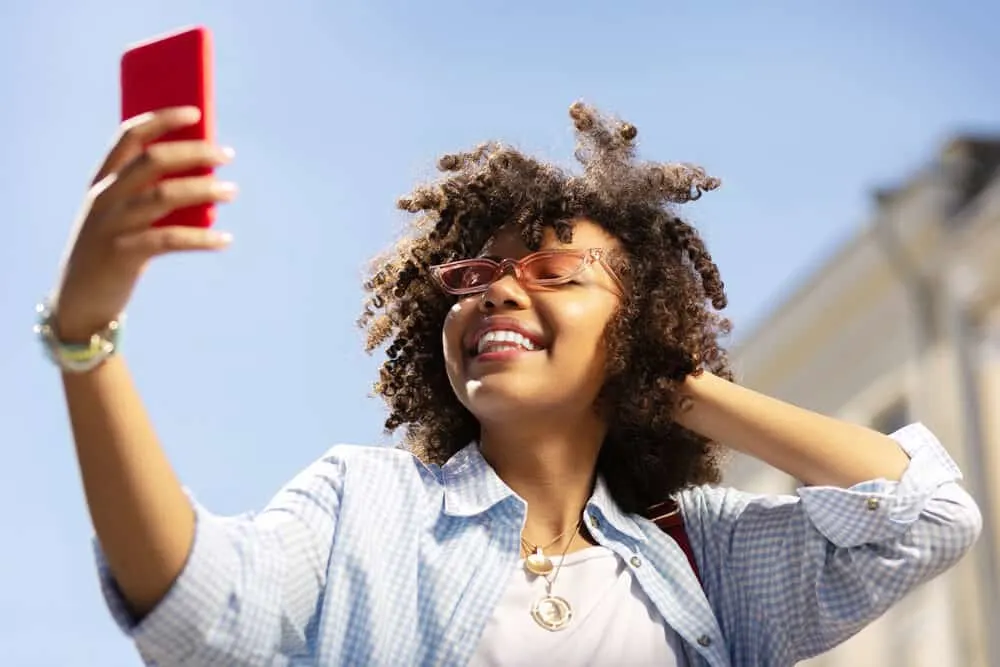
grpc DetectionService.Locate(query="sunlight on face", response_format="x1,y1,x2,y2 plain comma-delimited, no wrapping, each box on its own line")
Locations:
440,219,624,424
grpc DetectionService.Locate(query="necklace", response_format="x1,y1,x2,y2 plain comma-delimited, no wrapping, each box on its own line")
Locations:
524,519,581,632
520,522,577,576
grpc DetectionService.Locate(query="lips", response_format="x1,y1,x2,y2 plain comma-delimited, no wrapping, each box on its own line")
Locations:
465,317,547,357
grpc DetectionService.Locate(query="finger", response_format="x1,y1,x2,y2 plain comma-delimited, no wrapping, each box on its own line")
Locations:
99,141,234,205
113,225,234,259
116,176,238,231
92,107,203,185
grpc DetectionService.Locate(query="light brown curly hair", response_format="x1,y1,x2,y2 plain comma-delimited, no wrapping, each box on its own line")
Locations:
360,102,733,513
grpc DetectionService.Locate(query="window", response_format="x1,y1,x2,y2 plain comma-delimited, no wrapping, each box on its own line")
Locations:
940,138,1000,222
870,398,910,435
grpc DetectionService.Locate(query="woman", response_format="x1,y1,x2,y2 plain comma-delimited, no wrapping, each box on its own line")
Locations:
43,102,980,666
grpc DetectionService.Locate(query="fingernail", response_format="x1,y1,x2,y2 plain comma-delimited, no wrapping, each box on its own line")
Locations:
214,182,239,198
211,231,234,244
179,106,202,122
220,146,236,160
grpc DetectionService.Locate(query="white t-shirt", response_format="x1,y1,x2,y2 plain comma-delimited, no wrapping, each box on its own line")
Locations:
470,546,689,666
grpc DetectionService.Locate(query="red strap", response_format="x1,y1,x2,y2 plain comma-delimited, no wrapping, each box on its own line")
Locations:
646,501,701,585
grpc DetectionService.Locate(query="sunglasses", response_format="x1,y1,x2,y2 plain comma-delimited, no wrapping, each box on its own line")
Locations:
429,248,625,297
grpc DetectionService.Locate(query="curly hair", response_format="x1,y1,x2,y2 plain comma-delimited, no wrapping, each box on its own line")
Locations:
360,102,733,513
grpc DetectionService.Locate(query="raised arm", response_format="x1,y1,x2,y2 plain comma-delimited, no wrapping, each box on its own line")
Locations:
675,372,981,661
51,108,237,617
676,371,910,487
51,111,349,666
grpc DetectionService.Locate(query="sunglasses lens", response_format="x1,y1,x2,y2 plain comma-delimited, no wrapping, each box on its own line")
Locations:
522,253,585,283
437,263,497,292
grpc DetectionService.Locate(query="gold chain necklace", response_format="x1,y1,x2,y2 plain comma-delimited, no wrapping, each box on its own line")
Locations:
522,519,582,632
520,521,578,576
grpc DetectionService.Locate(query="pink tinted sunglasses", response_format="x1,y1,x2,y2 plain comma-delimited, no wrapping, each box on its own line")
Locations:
429,248,625,297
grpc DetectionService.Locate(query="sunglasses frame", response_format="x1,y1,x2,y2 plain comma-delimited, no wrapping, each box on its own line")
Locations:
429,248,625,297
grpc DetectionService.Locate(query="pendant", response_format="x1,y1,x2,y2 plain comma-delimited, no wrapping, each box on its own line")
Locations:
531,594,573,631
524,548,554,576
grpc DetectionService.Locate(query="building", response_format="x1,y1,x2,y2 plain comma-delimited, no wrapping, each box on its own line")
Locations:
724,136,1000,666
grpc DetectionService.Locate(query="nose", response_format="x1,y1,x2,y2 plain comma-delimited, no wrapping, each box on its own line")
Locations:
479,273,530,312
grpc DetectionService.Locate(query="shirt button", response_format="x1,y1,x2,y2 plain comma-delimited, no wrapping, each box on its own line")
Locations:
630,555,642,568
866,497,880,511
589,513,600,529
697,634,713,647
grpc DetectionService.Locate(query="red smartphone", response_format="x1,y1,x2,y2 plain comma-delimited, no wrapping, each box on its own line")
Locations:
120,26,215,228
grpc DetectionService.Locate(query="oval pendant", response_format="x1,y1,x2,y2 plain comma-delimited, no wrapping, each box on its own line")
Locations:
531,595,573,631
524,550,554,576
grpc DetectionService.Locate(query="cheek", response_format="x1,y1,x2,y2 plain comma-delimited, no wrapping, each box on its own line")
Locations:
442,300,472,373
551,300,616,355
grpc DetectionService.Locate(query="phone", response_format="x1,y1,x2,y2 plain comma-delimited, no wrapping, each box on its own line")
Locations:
120,26,216,228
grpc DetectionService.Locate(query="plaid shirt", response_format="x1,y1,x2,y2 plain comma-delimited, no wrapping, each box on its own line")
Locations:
97,423,981,666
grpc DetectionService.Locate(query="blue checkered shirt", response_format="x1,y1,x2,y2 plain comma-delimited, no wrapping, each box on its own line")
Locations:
97,423,981,666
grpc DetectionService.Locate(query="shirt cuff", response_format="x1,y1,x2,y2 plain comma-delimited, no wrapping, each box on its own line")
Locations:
797,423,963,548
94,500,240,664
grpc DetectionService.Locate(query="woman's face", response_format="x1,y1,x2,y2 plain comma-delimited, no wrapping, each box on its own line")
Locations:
441,219,624,424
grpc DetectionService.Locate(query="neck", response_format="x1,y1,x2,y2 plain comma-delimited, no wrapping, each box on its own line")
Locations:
479,411,606,545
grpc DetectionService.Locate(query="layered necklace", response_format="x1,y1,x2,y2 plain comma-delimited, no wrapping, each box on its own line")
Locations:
520,519,582,632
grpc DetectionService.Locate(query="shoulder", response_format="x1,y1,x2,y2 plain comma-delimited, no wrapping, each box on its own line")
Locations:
314,443,444,494
676,484,798,522
321,442,424,466
633,486,757,543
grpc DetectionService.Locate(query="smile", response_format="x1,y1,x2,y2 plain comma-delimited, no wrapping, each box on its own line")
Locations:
475,329,544,356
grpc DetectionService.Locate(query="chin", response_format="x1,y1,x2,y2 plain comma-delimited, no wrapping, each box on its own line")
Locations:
463,376,578,423
463,377,543,417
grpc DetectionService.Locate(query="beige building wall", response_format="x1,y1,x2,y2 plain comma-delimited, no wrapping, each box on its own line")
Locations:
725,137,1000,667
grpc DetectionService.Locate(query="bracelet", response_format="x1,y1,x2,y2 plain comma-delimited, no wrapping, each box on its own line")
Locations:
34,301,124,373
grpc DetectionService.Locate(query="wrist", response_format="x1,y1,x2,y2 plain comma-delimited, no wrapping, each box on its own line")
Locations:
35,301,125,374
673,371,716,430
55,317,118,344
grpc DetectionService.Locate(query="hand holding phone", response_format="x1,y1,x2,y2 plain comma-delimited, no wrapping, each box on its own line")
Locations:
120,26,217,228
51,26,234,339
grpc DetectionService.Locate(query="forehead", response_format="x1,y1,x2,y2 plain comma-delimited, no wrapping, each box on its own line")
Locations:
478,218,621,258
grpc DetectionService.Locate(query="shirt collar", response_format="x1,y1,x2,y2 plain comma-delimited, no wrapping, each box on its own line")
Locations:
441,443,517,517
587,474,648,543
441,443,648,543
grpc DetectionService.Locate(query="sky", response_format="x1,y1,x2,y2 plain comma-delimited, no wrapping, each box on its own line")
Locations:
0,1,996,664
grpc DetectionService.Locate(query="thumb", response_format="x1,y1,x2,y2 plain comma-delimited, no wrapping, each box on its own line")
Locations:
114,226,234,259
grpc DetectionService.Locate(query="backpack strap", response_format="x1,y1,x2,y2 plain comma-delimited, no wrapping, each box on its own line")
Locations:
646,500,701,585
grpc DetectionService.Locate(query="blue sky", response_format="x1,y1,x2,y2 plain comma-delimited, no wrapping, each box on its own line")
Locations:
0,1,996,663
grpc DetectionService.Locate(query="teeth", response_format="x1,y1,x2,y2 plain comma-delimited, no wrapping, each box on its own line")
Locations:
476,329,542,355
